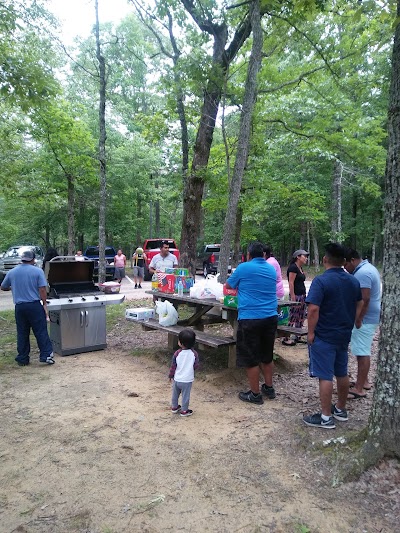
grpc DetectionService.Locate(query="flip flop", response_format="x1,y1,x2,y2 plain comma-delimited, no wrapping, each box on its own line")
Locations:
349,381,372,391
347,390,367,400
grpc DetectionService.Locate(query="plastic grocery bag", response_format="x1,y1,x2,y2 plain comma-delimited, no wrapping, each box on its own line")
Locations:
155,300,179,326
189,277,223,300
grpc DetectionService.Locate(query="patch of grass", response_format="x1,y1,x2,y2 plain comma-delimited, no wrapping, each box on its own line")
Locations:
106,299,152,329
294,524,311,533
0,311,17,369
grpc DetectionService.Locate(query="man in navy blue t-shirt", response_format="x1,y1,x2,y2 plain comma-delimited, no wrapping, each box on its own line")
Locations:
303,243,362,429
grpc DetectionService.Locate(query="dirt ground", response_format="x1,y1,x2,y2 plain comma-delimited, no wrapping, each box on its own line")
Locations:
1,314,399,533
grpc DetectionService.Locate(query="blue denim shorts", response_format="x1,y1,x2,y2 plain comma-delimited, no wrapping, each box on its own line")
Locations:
308,336,349,381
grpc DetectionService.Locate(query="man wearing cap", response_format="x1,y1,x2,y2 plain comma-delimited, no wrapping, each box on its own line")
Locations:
132,247,147,289
283,249,309,346
149,240,178,274
1,249,55,366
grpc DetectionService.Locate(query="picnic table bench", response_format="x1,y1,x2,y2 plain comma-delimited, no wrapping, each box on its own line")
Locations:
276,325,308,338
127,292,306,368
132,317,236,350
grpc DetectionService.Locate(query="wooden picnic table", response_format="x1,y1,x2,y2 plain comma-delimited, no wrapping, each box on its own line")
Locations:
140,291,304,368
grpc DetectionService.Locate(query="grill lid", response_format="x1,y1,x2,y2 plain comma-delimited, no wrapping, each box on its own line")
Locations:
46,256,98,297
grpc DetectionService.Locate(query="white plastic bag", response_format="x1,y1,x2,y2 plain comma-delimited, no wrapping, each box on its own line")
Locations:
155,300,179,326
189,277,223,300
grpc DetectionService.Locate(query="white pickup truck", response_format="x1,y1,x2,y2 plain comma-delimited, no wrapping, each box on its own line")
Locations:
0,245,44,282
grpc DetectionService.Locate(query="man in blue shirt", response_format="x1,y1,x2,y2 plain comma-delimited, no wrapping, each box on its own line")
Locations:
1,250,55,366
304,243,362,429
344,249,381,399
226,242,278,405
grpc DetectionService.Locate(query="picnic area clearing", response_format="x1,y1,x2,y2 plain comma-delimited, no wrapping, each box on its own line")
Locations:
0,316,398,533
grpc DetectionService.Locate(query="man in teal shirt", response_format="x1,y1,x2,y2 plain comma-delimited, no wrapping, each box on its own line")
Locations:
344,249,381,398
226,242,278,405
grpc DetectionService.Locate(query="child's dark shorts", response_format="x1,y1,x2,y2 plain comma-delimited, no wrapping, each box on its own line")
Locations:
236,316,278,368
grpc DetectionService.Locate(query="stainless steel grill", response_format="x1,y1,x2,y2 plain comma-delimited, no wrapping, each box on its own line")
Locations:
46,257,124,356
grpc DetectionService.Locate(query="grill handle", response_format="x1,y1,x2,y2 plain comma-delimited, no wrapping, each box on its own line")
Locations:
85,310,89,327
80,311,85,327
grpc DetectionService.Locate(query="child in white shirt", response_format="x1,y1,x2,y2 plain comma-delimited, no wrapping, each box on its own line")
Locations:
168,329,199,417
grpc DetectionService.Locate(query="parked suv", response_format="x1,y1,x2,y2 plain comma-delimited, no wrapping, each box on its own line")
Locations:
0,245,44,282
142,238,180,280
83,246,116,281
196,244,240,277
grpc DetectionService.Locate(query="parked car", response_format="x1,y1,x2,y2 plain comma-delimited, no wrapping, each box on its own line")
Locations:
0,245,44,282
83,246,116,281
196,244,241,278
142,238,180,281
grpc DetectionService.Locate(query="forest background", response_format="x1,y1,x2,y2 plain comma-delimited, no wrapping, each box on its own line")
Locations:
0,0,393,268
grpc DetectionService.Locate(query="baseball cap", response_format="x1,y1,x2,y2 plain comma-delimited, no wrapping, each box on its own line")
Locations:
292,249,309,259
21,250,35,262
136,247,143,253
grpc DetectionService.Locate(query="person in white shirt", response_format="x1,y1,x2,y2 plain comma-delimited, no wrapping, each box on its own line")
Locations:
149,240,178,273
168,329,199,417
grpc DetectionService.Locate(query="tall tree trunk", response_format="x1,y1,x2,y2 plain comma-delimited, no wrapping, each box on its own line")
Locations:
299,222,307,250
155,180,160,236
180,28,227,275
219,0,263,283
179,0,254,275
136,192,142,246
232,206,243,267
95,0,107,284
371,230,377,265
331,159,343,241
45,223,50,250
78,199,85,252
67,174,75,255
310,222,320,271
351,190,358,249
360,1,400,469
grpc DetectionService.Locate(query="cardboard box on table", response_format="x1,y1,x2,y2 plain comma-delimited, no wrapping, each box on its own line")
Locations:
224,295,238,308
223,283,238,308
175,268,189,276
157,272,175,293
174,275,194,294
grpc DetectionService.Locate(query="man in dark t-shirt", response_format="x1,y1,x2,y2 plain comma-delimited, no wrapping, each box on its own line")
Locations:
303,243,362,429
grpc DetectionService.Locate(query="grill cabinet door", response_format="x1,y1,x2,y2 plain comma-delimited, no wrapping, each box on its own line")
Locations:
60,309,85,350
84,306,106,348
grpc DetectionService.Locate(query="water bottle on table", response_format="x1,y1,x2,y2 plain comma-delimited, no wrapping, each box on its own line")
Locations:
178,280,184,297
151,272,158,292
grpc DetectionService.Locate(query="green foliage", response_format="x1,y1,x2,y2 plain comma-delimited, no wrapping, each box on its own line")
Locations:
0,0,393,262
0,0,60,109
